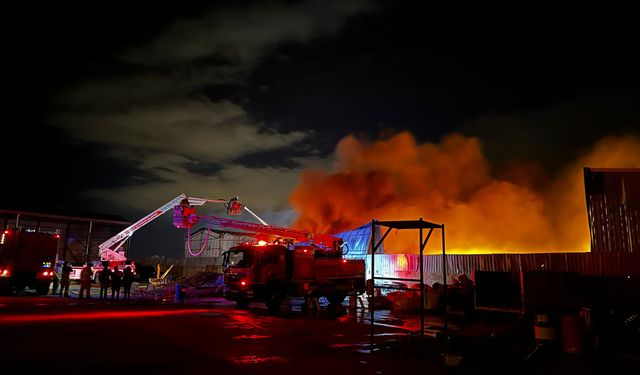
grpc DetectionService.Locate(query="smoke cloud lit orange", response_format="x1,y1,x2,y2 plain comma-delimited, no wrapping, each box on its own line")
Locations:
290,132,640,253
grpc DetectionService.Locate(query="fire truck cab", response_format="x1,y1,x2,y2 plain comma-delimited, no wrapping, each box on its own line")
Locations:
0,229,59,294
223,243,365,310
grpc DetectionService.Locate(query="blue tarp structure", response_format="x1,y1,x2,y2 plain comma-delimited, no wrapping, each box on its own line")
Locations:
334,222,384,259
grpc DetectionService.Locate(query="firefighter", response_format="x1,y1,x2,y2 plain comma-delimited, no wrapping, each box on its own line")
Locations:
180,198,190,211
111,265,123,300
98,264,111,300
122,266,134,300
50,260,63,295
180,198,197,227
59,261,72,297
78,263,92,298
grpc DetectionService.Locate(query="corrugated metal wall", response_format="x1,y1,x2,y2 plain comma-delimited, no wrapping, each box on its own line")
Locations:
584,167,640,253
184,228,255,259
368,252,640,284
181,229,256,274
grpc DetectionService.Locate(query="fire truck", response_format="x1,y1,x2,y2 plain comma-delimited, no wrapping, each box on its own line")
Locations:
180,216,365,310
223,242,365,310
171,199,366,310
83,193,364,310
0,229,60,294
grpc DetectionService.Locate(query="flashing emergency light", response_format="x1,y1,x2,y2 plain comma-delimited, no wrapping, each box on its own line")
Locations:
1,269,9,277
240,280,247,286
257,240,268,246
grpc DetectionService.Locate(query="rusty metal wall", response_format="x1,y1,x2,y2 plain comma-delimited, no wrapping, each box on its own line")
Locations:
368,252,640,284
584,167,640,253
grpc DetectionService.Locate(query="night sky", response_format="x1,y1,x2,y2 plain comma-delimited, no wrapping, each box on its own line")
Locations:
4,1,639,257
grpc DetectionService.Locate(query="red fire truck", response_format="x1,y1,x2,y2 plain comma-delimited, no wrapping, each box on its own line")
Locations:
179,216,364,310
223,242,365,310
172,201,366,310
0,229,59,294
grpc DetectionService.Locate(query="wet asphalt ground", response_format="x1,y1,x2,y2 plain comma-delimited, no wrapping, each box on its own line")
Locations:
1,284,638,374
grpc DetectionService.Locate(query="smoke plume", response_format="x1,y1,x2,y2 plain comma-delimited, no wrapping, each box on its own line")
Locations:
290,132,640,253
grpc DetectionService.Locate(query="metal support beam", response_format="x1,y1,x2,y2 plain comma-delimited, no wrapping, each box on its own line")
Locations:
419,219,424,338
84,221,93,264
373,226,392,253
442,224,447,331
370,220,375,353
422,227,434,250
62,223,70,261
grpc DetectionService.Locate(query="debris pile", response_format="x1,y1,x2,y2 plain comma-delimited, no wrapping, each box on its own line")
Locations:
143,272,225,301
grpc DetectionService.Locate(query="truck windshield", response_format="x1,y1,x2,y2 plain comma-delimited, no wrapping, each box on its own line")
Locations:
224,250,253,268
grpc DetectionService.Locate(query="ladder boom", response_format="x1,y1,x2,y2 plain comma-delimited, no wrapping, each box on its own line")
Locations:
98,194,231,262
198,215,341,251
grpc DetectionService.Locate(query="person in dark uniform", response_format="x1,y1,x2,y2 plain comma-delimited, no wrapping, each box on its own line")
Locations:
78,263,92,298
59,261,72,297
50,260,63,295
122,266,135,300
111,265,123,300
99,264,111,300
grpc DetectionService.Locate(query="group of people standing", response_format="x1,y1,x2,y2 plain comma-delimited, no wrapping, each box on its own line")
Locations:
54,261,135,300
98,264,135,300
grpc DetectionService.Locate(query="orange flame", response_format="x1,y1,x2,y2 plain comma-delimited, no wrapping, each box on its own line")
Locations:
290,132,640,254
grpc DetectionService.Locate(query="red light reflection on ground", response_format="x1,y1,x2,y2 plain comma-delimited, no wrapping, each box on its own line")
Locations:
0,308,210,325
231,334,271,339
229,355,288,365
224,311,269,331
329,343,354,348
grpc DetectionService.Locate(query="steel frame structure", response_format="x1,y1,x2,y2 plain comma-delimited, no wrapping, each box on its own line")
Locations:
368,218,446,350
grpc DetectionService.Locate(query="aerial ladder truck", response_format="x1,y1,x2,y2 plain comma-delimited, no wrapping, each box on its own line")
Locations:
88,193,365,310
74,193,251,280
174,214,365,311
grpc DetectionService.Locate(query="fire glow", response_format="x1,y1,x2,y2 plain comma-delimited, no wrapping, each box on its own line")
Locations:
290,132,640,254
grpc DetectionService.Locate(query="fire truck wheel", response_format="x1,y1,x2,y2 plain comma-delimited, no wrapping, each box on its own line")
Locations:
14,282,26,294
0,284,12,295
265,292,282,312
35,282,50,295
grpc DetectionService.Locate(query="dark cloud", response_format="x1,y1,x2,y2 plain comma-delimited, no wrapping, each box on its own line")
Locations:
190,83,247,104
4,1,640,257
232,148,308,169
464,92,640,173
182,159,225,177
43,1,372,219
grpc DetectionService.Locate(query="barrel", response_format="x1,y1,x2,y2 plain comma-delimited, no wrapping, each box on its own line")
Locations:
561,315,584,354
534,314,559,348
